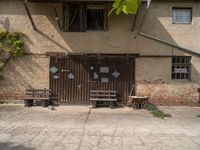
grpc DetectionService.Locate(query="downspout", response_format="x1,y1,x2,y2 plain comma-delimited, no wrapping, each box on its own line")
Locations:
139,32,200,57
137,0,200,57
24,0,37,30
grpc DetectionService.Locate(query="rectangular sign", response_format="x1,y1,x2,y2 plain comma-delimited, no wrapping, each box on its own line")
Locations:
174,68,188,73
101,77,109,83
100,67,109,73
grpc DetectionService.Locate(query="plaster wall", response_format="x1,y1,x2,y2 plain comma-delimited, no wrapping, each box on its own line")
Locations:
0,0,199,105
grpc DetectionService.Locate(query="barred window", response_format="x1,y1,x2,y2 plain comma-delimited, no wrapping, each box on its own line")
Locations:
172,56,191,80
172,8,192,24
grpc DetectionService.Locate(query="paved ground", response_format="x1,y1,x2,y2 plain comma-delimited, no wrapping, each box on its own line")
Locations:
0,105,200,150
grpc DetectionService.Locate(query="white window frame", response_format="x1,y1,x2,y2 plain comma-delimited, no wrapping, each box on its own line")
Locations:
172,7,192,24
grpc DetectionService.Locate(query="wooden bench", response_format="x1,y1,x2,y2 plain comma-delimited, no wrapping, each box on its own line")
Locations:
90,90,117,108
24,88,52,107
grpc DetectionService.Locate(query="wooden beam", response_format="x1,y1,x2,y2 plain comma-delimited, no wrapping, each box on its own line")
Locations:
24,0,37,30
46,52,140,58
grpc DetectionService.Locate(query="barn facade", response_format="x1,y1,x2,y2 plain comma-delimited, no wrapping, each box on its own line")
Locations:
0,0,200,105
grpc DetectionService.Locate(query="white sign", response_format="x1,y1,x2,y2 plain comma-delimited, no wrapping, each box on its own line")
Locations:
174,68,188,73
101,77,109,83
100,67,109,73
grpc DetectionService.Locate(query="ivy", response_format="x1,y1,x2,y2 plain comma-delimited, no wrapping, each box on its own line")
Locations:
0,29,25,80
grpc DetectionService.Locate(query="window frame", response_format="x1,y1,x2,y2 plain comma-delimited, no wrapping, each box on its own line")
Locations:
86,5,106,31
62,3,108,32
171,56,191,81
172,7,193,24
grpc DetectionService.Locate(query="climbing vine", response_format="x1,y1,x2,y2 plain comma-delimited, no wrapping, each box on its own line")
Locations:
0,29,25,80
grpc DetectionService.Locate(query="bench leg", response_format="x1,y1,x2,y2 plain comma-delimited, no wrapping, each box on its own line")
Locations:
110,102,115,109
24,100,33,107
91,101,97,108
41,100,49,107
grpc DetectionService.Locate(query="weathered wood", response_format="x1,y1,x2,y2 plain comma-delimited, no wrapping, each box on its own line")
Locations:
24,88,52,107
90,90,117,108
90,98,117,101
50,55,135,104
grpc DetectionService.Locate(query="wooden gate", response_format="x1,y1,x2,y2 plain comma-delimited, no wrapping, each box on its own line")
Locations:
50,55,135,104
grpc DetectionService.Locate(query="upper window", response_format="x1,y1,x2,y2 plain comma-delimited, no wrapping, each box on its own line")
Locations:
172,56,191,80
172,8,192,24
86,5,105,31
63,4,107,32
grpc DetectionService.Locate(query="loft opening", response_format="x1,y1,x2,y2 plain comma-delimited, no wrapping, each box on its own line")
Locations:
63,3,108,32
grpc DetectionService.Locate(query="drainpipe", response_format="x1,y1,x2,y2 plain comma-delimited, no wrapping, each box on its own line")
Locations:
139,32,200,57
24,0,37,30
137,0,200,57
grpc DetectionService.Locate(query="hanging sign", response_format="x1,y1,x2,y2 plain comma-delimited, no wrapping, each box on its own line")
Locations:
100,67,109,73
101,77,109,83
53,75,59,79
50,66,58,74
68,73,75,80
112,70,120,78
93,72,98,79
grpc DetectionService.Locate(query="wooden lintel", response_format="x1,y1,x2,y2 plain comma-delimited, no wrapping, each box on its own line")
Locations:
46,52,140,58
68,53,140,58
140,55,174,58
46,52,66,57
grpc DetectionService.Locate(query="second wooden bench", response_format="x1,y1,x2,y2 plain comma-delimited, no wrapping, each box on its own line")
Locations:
90,90,117,108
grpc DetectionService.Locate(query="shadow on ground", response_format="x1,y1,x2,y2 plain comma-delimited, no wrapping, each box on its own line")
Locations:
0,142,34,150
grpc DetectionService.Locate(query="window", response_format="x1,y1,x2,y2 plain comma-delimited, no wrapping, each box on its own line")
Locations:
86,5,105,31
63,4,81,32
172,56,191,80
63,4,107,32
172,8,192,24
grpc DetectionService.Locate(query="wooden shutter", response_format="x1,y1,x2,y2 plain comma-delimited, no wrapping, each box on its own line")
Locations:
63,4,69,31
80,4,86,32
104,3,109,31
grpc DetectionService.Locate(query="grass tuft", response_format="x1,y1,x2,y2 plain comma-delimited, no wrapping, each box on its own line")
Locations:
151,110,172,119
0,74,4,81
146,103,172,119
0,101,5,104
146,103,157,111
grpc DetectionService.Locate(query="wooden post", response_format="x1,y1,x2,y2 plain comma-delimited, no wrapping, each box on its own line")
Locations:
24,0,37,30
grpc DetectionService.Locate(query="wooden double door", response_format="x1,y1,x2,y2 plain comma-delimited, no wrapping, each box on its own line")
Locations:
50,55,135,104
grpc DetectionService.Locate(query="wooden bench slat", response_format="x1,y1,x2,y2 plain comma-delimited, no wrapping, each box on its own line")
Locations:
90,90,117,93
89,90,117,103
90,98,117,101
24,98,50,100
90,94,116,97
24,88,52,100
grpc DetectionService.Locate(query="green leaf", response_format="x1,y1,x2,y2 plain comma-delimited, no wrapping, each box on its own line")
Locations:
110,0,142,15
126,0,138,14
122,5,128,14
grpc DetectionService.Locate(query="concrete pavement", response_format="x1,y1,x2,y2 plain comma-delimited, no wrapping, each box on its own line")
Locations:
0,105,200,150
